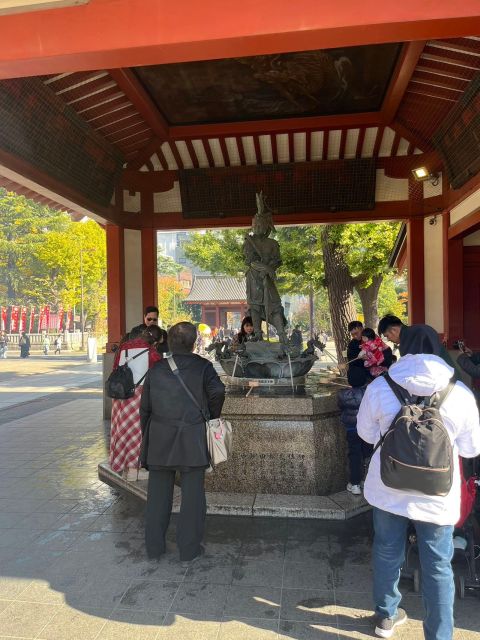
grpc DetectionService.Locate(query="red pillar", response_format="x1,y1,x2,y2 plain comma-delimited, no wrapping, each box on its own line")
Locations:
106,224,125,349
407,217,425,325
141,227,158,310
215,306,221,328
445,234,464,347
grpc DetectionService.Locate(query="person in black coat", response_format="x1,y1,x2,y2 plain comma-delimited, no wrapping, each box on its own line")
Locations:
337,366,373,495
140,321,225,561
347,320,364,376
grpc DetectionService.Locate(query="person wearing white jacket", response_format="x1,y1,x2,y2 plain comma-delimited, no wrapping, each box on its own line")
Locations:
357,354,480,640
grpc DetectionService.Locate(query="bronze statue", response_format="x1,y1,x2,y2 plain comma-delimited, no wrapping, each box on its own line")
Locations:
243,192,287,343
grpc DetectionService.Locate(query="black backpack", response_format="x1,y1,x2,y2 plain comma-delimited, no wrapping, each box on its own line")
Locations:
374,374,456,497
106,348,150,400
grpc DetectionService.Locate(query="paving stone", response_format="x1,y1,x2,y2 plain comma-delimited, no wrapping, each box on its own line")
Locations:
283,560,334,590
219,617,279,639
156,613,221,639
97,610,166,640
0,601,61,637
224,585,282,619
278,620,339,639
233,558,284,587
36,605,112,640
170,582,228,616
280,588,336,623
119,579,180,611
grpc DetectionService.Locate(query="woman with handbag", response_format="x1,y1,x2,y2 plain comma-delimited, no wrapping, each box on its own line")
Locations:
109,325,163,480
140,321,225,561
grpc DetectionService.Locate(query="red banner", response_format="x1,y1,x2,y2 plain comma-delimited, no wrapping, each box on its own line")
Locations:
20,307,27,333
38,305,49,332
10,306,20,333
58,307,65,331
1,307,6,331
28,307,35,333
66,309,73,331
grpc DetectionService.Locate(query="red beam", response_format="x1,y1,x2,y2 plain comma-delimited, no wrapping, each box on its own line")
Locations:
271,135,278,164
202,138,216,168
236,136,246,166
407,217,425,324
141,226,158,309
338,129,347,160
218,137,230,167
288,133,295,163
108,68,168,140
106,223,126,346
381,41,426,124
185,139,200,168
116,201,420,231
355,127,366,158
1,1,480,79
170,112,380,139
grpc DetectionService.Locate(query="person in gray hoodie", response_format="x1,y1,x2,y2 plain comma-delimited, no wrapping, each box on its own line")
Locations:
357,354,480,640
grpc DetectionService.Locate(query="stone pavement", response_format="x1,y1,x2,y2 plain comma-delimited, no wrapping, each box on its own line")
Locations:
0,354,102,410
0,364,479,639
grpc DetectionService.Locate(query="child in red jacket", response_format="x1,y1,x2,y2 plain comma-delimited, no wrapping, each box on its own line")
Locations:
360,328,393,377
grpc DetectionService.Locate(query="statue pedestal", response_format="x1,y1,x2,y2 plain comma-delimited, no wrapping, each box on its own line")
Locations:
205,389,348,496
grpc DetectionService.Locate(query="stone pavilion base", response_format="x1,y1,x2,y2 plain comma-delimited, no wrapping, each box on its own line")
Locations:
205,388,348,495
98,462,371,520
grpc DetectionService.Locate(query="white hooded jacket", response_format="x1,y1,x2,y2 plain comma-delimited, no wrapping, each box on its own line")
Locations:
357,354,480,525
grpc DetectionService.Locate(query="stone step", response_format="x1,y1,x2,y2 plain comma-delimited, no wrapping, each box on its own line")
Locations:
98,461,370,520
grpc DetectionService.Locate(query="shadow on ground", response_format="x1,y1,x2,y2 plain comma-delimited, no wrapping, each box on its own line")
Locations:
0,392,479,639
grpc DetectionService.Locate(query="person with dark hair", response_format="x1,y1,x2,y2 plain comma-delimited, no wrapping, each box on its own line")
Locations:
140,321,225,561
232,316,256,350
123,306,160,343
153,327,168,354
337,366,373,495
110,325,162,480
19,331,30,358
347,320,364,375
377,315,441,357
378,315,460,378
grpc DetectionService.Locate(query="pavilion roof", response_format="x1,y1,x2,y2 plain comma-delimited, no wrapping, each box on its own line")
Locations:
0,34,479,224
185,275,246,303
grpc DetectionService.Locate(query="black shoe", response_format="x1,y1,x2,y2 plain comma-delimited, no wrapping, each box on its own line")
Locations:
179,545,205,562
146,548,165,560
375,608,407,638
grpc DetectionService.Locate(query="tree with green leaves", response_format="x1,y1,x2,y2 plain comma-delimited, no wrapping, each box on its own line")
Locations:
157,249,183,276
0,189,70,303
330,222,400,330
0,190,107,333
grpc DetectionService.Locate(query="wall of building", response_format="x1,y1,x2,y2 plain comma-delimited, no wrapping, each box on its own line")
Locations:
463,229,480,246
423,217,444,333
450,187,480,225
124,229,143,331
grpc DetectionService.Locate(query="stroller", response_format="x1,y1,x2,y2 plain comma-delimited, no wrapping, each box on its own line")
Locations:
402,458,480,598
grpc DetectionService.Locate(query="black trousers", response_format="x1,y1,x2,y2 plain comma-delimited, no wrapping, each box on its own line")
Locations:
346,429,373,485
145,467,206,561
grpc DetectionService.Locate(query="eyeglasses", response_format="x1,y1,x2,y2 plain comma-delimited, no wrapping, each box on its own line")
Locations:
145,317,158,323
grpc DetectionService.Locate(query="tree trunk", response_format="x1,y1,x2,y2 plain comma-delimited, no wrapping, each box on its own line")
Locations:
321,226,357,363
356,274,383,331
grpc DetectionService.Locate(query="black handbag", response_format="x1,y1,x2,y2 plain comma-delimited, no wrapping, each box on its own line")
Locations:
106,348,150,399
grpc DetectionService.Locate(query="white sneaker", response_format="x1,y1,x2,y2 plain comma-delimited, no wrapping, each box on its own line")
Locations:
347,483,362,495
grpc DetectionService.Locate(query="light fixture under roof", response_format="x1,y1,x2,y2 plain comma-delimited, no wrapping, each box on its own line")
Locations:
0,0,89,16
412,166,440,186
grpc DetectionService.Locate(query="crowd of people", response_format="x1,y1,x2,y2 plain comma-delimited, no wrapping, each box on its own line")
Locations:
107,306,480,639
